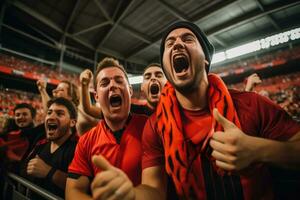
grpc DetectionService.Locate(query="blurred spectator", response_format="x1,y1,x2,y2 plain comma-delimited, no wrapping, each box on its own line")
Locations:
0,103,45,173
0,54,79,84
20,97,78,198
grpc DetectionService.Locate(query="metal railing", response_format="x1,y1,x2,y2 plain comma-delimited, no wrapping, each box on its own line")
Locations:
3,172,64,200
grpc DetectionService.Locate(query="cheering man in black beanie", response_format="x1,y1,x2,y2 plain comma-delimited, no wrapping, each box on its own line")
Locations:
82,21,300,200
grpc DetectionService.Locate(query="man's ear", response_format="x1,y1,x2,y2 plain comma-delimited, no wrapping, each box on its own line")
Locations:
70,119,76,128
94,92,99,102
141,82,145,94
204,60,209,66
129,85,133,97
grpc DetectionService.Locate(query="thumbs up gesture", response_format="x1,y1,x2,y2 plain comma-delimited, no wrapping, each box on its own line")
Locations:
210,109,258,171
91,155,135,200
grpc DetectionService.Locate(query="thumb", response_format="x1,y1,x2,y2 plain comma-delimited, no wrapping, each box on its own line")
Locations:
88,71,92,78
92,155,112,171
213,108,235,130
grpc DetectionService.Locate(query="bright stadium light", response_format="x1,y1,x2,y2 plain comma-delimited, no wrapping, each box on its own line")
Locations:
211,27,300,65
211,52,226,64
129,75,143,84
226,40,261,59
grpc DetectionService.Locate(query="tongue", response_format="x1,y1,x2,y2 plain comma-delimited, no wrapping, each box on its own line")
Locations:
173,57,188,73
111,101,121,107
150,84,159,95
110,96,122,107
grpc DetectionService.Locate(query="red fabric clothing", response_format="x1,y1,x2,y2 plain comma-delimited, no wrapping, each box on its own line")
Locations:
142,90,300,200
69,114,148,186
155,75,243,199
0,130,29,161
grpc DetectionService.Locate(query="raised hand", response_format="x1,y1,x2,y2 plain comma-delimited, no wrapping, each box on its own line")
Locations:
79,69,93,86
27,155,51,178
245,73,262,92
210,109,258,171
37,79,47,91
91,155,135,200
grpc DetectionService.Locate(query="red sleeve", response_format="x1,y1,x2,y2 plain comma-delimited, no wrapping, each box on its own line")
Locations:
142,115,165,170
256,94,300,140
68,133,93,177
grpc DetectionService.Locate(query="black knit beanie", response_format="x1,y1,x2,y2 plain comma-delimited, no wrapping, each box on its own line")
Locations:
160,21,214,73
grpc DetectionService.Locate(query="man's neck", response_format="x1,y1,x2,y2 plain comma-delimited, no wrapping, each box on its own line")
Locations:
104,116,129,132
50,131,72,153
19,123,34,131
175,77,209,111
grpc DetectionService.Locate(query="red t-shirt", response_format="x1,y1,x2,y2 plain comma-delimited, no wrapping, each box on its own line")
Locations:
69,114,147,186
142,90,300,200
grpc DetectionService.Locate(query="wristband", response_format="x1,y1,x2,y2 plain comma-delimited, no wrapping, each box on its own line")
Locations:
46,167,56,182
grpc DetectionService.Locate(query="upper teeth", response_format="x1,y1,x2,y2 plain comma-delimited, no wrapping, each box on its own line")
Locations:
174,54,185,59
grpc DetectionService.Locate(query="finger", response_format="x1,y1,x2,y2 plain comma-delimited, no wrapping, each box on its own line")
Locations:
209,139,231,154
87,71,92,78
211,131,226,142
27,165,34,174
111,181,133,200
213,108,235,130
92,155,113,171
121,188,135,200
91,170,118,189
28,159,36,165
92,176,123,200
211,150,236,164
215,160,235,171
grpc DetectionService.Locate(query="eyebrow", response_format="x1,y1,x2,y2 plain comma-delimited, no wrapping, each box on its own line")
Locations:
165,32,196,42
100,75,124,80
48,109,65,113
165,36,176,43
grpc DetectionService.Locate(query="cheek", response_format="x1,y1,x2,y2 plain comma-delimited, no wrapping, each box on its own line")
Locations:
96,90,107,104
162,52,170,66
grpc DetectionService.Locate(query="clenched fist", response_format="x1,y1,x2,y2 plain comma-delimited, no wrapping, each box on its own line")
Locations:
27,155,51,178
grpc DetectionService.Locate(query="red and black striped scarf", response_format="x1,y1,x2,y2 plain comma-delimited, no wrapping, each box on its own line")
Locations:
156,73,241,199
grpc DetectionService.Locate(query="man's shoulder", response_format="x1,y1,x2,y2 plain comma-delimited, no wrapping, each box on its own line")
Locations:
78,122,103,141
229,89,259,99
229,89,277,109
35,138,48,146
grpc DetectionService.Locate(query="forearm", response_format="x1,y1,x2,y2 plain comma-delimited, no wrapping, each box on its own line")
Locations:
244,83,253,92
80,85,102,118
39,89,50,112
253,135,300,170
65,176,91,200
65,188,92,200
51,169,68,189
134,184,166,200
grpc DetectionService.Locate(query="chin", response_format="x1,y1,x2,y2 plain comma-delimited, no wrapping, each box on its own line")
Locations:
174,80,197,93
47,137,54,141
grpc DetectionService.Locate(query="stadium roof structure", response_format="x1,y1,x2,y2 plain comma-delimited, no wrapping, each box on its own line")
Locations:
1,0,300,74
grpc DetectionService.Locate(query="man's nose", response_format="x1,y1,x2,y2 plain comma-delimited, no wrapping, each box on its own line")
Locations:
150,77,157,82
47,112,56,119
109,80,118,90
173,38,184,50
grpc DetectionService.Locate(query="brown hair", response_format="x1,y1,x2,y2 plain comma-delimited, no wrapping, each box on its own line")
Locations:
60,80,79,106
94,57,129,88
143,63,162,75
